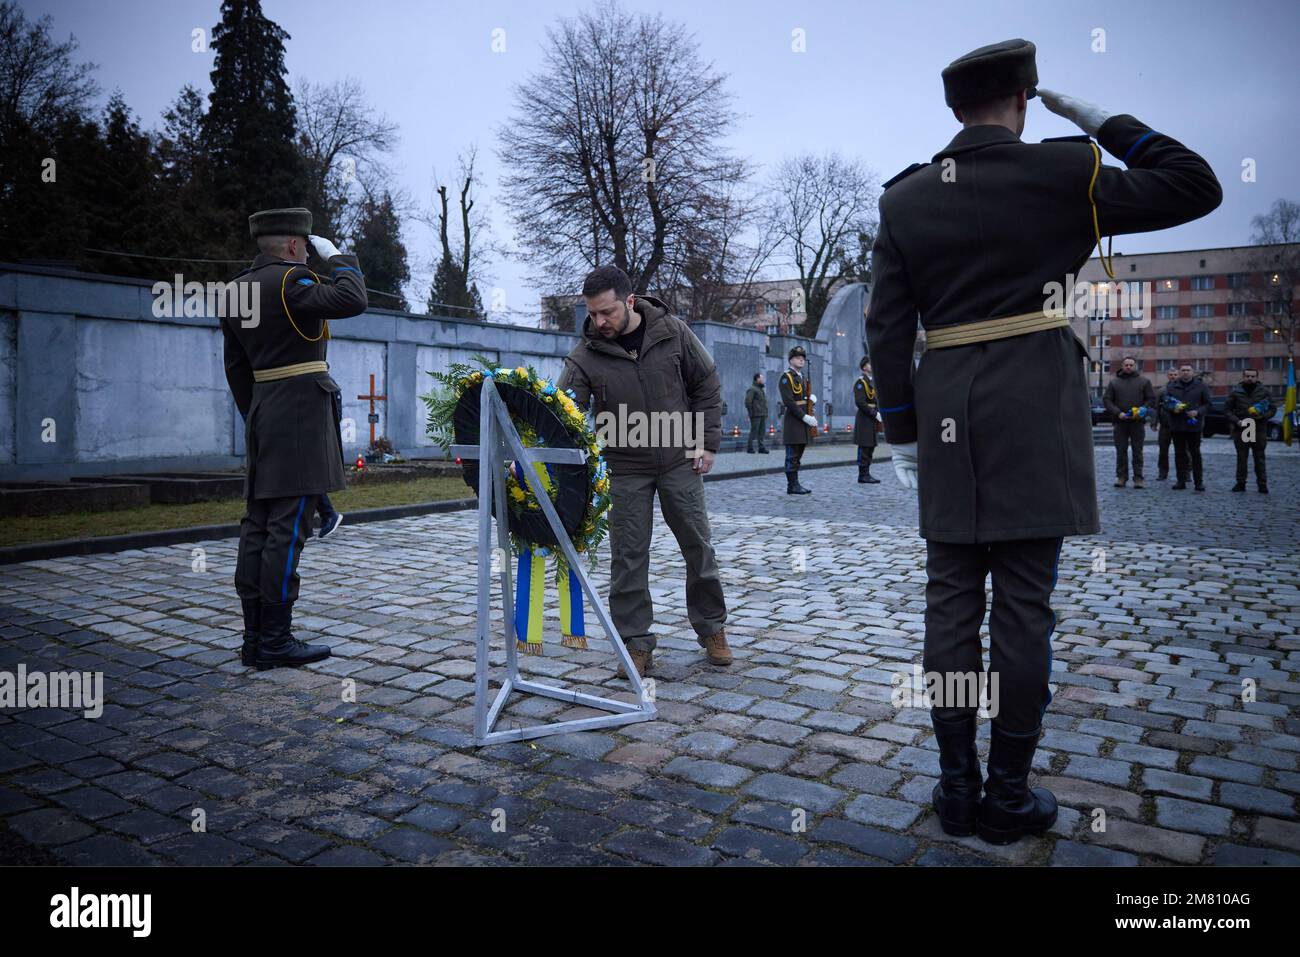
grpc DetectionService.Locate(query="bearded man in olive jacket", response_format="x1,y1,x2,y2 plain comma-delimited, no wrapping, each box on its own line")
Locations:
557,265,731,679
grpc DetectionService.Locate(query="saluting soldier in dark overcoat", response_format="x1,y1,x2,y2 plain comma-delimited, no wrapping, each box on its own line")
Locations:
853,357,881,484
778,346,819,494
222,208,368,669
866,39,1221,844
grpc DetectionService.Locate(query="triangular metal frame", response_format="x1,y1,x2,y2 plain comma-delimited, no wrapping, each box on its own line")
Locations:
450,375,656,746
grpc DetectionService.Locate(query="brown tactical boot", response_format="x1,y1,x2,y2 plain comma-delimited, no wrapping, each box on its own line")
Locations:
1113,477,1126,487
703,630,733,666
1133,477,1145,489
615,648,653,679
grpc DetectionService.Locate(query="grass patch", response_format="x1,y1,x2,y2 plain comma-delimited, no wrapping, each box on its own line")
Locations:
0,476,473,549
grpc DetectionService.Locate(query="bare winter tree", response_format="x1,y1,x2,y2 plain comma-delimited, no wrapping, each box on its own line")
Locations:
497,0,745,300
0,1,99,141
663,172,779,324
421,147,499,320
296,76,399,242
765,151,879,335
1233,198,1300,371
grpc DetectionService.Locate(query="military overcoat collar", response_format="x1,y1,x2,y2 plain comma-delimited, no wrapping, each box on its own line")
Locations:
932,124,1022,161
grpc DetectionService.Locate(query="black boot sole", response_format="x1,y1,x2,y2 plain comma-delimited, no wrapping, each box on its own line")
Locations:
976,812,1057,845
933,784,979,836
255,650,331,671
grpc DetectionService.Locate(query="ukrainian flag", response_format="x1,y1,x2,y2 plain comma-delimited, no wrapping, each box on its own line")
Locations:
1285,357,1297,446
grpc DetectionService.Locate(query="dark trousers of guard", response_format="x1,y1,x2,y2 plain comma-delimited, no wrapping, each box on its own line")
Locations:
1157,424,1172,478
1233,431,1268,490
923,537,1063,844
1112,421,1146,480
1171,432,1204,487
234,495,330,670
747,416,767,452
784,442,810,493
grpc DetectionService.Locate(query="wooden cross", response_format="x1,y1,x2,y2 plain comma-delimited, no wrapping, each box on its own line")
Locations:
357,373,388,447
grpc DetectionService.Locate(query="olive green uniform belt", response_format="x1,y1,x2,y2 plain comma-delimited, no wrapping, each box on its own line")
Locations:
253,360,329,382
925,311,1071,350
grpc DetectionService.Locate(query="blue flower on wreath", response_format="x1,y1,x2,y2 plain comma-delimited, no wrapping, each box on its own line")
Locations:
543,382,556,395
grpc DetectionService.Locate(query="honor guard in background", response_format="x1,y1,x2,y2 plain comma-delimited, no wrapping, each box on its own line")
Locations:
1226,367,1272,494
1103,356,1156,488
779,346,819,494
866,39,1221,844
222,207,368,670
853,357,881,484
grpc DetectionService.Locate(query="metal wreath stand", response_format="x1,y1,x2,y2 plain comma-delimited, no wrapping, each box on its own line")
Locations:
450,375,657,746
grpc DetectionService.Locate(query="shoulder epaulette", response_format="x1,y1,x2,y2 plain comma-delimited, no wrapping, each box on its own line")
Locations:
882,162,926,191
1039,134,1093,144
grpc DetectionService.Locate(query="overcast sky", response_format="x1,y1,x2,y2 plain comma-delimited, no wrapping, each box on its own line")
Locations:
27,0,1300,323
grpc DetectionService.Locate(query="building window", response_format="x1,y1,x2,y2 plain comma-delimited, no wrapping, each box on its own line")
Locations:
1227,273,1249,288
1155,332,1178,345
1155,305,1178,320
1227,301,1248,316
765,302,778,316
1190,331,1212,345
1265,356,1285,370
1156,358,1176,372
1158,278,1179,292
1122,333,1143,346
1190,303,1214,318
1227,329,1251,344
1264,328,1283,342
1266,300,1287,315
1226,357,1251,371
1190,276,1214,290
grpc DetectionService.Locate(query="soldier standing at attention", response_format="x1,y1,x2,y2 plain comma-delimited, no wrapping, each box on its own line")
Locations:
866,40,1221,844
853,357,881,484
779,346,819,494
1103,356,1156,488
744,372,770,454
222,208,368,669
1154,368,1177,480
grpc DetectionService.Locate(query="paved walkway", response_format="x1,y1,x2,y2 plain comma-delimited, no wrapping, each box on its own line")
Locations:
1,442,1297,865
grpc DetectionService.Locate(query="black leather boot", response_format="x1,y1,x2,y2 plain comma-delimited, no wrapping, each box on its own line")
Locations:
239,598,261,666
861,462,880,484
256,601,331,670
977,724,1057,845
789,469,811,494
931,712,982,836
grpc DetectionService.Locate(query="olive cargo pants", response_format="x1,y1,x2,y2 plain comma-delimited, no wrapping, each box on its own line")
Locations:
608,462,727,653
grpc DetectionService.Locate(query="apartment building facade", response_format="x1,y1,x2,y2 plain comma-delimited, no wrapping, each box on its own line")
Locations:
1075,243,1297,399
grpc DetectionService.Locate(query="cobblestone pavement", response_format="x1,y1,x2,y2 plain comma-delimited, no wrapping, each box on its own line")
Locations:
1,441,1297,866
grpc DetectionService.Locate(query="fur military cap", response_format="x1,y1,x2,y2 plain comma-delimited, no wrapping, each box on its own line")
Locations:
942,38,1038,108
788,345,807,360
248,207,313,239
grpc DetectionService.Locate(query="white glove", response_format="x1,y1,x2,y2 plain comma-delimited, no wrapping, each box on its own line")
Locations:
1037,88,1111,137
875,411,883,422
801,414,818,427
809,393,818,405
891,441,918,490
308,234,343,259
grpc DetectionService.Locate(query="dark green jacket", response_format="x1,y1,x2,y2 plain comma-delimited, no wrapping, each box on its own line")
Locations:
744,384,767,420
557,295,721,475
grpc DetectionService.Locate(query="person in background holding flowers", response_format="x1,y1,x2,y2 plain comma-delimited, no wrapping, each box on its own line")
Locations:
557,265,731,679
